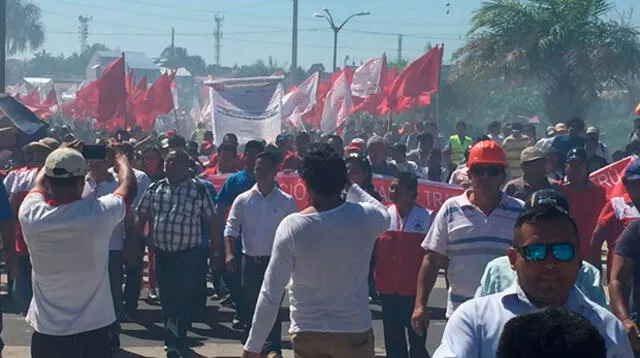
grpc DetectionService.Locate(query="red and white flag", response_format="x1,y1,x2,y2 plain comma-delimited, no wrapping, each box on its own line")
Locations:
320,70,353,134
282,71,319,126
351,55,385,98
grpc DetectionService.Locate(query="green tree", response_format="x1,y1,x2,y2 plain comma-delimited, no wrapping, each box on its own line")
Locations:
233,57,282,78
159,46,207,76
7,0,45,55
452,0,640,123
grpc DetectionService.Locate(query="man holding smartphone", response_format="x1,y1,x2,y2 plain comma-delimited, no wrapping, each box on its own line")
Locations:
18,143,136,358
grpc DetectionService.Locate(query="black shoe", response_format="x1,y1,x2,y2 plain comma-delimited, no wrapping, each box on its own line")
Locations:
232,318,244,330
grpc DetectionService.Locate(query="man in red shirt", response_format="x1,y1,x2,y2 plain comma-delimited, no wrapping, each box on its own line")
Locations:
207,134,244,172
201,143,242,180
589,161,640,275
560,148,607,260
374,171,431,358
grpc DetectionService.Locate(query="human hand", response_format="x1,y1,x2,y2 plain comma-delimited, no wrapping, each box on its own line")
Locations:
411,304,430,336
241,350,262,358
225,254,237,273
622,318,640,351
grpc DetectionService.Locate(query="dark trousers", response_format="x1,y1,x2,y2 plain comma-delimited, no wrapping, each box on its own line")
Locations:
223,254,249,324
31,325,112,358
123,264,142,315
13,254,32,314
155,247,200,351
191,248,209,322
242,255,282,355
380,294,429,358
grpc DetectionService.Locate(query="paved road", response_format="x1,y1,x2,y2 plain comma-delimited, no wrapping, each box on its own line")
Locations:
1,276,449,358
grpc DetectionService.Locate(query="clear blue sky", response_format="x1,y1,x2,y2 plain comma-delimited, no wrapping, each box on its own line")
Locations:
31,0,640,69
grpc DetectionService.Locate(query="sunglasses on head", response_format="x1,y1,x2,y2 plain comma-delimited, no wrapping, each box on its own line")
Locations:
515,243,575,263
470,165,504,177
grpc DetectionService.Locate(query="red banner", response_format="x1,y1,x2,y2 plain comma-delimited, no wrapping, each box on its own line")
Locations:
204,173,464,212
589,156,634,199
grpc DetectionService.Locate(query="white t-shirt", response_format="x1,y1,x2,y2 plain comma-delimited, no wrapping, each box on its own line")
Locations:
19,190,126,335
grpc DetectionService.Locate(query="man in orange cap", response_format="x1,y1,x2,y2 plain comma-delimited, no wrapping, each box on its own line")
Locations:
411,140,524,336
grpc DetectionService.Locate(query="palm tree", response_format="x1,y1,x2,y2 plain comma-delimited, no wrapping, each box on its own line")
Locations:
451,0,640,122
6,0,45,55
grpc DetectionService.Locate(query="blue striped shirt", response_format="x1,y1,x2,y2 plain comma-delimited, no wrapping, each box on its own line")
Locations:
421,190,524,317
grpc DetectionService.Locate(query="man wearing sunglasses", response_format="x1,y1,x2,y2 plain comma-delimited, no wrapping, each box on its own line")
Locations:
412,140,524,334
432,190,633,358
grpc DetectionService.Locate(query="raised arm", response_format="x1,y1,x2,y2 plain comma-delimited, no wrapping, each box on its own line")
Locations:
110,143,137,203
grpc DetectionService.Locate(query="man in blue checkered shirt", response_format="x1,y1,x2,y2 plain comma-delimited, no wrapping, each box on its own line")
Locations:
136,148,222,358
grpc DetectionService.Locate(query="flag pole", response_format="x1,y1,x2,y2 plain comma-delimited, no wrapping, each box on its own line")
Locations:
435,44,444,128
122,52,128,131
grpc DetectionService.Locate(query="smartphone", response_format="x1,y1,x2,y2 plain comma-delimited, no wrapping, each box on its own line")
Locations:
82,144,107,160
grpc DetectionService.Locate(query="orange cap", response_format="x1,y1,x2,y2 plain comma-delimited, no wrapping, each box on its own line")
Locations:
466,140,507,168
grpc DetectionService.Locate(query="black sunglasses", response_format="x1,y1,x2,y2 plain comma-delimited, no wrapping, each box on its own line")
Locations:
514,243,575,263
470,165,504,177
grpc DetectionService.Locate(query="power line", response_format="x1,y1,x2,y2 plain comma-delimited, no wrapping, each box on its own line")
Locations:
47,28,326,37
115,0,289,14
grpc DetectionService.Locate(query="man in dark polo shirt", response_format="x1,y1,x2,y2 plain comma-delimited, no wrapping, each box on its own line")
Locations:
503,146,560,201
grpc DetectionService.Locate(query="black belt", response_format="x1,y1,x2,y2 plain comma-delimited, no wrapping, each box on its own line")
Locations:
245,255,270,265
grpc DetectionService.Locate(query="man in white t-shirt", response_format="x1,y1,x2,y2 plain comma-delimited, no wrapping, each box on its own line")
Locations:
243,144,390,358
19,144,136,358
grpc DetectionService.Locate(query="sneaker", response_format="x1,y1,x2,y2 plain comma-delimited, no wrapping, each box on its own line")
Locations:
147,290,160,304
266,352,283,358
232,317,244,330
220,293,233,307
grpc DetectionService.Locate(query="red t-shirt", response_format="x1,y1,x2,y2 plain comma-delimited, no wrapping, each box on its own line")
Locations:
561,183,607,259
207,153,245,171
281,151,303,171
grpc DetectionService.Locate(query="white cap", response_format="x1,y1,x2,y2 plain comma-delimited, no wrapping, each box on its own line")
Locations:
44,148,87,178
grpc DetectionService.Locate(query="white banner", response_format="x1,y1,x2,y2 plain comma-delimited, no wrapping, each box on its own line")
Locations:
210,77,283,145
351,55,384,98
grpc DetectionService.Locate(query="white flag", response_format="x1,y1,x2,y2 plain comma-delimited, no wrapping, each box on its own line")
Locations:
320,71,353,134
282,72,319,123
350,55,385,98
190,96,203,124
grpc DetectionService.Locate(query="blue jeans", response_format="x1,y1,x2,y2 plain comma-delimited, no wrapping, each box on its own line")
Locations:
13,255,32,315
155,247,200,351
242,255,282,355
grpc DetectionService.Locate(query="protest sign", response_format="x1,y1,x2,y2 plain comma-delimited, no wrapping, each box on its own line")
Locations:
205,173,464,212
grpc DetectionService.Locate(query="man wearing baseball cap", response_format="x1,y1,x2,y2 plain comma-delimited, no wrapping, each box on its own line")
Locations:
412,140,524,334
503,146,561,201
560,148,607,260
18,145,136,357
589,160,640,276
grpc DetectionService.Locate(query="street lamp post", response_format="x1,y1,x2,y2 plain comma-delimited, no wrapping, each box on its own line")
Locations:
314,8,370,72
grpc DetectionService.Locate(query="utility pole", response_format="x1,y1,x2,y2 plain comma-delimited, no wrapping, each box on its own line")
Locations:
171,27,175,69
214,14,224,65
78,15,92,53
314,9,370,72
291,0,298,80
397,34,403,63
0,0,6,93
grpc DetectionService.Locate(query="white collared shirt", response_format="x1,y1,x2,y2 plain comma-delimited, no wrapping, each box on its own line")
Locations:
434,281,633,358
224,184,297,257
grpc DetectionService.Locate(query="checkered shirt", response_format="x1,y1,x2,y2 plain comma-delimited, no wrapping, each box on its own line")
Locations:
136,178,215,252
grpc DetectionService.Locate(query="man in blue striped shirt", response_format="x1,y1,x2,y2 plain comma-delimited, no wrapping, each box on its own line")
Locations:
412,140,524,335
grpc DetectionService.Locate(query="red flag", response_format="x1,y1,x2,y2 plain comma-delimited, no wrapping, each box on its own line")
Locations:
320,70,353,134
96,57,127,130
20,90,39,106
136,73,174,130
34,89,59,118
72,81,99,120
380,45,443,115
304,69,354,128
